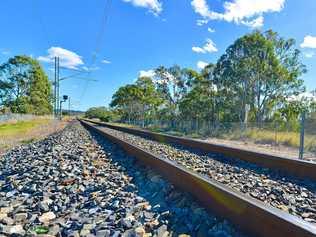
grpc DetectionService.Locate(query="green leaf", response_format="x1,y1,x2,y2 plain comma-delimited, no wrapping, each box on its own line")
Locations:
33,226,49,234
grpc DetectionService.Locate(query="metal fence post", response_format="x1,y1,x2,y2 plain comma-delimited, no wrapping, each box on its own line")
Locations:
299,111,306,160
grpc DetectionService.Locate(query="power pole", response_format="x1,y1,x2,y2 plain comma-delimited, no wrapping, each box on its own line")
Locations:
68,97,71,116
53,57,60,118
54,57,57,118
57,57,60,119
52,56,96,118
299,111,306,160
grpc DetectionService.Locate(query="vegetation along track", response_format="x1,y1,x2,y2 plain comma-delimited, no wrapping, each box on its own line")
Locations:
0,121,247,236
80,120,316,236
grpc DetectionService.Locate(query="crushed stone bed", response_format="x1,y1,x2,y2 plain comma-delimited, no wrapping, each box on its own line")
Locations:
0,122,246,237
99,126,316,225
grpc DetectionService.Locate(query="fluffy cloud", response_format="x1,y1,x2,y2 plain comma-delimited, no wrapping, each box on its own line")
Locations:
207,27,215,33
101,59,111,64
197,19,209,26
38,47,84,69
122,0,162,15
192,39,218,54
191,0,285,28
300,35,316,49
289,92,316,104
197,61,208,69
82,66,100,72
139,69,156,78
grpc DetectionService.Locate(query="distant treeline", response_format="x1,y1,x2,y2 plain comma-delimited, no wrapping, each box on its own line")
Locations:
103,30,315,129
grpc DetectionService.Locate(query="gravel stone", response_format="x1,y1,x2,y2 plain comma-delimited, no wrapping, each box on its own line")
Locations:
0,121,247,236
100,126,316,225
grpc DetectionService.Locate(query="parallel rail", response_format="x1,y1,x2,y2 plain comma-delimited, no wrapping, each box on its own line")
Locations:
80,119,316,237
84,119,316,181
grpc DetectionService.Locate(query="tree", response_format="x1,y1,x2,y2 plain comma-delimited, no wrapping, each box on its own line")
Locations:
135,76,163,125
179,70,217,127
110,84,143,123
0,55,52,114
213,30,306,124
110,77,164,126
85,107,117,122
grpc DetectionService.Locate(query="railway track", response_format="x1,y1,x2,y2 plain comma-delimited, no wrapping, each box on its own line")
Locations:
80,119,316,237
0,121,246,236
84,120,316,180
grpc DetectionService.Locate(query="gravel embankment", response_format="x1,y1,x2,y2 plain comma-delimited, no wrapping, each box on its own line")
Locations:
0,122,246,237
99,126,316,225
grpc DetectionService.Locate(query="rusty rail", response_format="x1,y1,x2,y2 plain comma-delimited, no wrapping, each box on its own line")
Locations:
80,119,316,237
84,119,316,181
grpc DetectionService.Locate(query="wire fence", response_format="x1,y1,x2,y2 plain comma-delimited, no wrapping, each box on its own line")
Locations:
120,118,316,161
0,113,54,124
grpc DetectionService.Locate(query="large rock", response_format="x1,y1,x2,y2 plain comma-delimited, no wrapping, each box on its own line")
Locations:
39,211,56,223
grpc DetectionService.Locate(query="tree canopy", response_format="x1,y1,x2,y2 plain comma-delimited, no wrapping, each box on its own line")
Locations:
108,30,310,128
0,55,52,115
85,107,118,122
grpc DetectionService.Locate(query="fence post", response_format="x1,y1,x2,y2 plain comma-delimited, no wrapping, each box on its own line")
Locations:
299,111,306,160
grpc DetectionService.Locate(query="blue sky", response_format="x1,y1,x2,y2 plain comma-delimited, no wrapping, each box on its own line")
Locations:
0,0,315,111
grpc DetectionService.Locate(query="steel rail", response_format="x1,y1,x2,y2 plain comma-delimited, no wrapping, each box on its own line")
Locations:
80,119,316,237
84,119,316,181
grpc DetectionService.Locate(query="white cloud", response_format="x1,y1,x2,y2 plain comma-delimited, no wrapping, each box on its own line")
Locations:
191,0,285,28
192,38,218,54
139,69,156,78
38,47,84,69
82,66,100,72
207,27,215,33
197,61,208,69
304,52,315,58
101,59,111,64
197,19,209,26
300,35,316,49
122,0,162,16
241,16,264,28
192,47,206,53
289,92,316,104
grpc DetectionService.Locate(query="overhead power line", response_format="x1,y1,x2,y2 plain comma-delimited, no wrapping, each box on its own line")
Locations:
78,0,112,104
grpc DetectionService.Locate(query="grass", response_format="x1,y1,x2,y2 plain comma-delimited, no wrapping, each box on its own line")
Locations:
0,119,50,137
223,128,316,152
0,118,53,154
114,121,316,154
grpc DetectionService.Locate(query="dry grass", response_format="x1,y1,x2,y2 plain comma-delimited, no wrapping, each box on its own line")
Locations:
0,118,68,155
223,128,316,153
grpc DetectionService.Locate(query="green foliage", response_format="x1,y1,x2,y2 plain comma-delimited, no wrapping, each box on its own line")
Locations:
85,107,118,122
213,30,306,124
110,77,163,125
109,30,311,127
0,55,52,115
33,226,49,234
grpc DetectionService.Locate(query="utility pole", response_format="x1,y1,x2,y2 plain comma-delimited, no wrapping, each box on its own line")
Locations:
54,57,57,118
57,57,60,119
53,56,60,119
68,97,71,116
52,56,96,118
299,111,306,160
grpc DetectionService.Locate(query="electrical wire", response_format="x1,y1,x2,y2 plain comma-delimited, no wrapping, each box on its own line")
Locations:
78,0,112,105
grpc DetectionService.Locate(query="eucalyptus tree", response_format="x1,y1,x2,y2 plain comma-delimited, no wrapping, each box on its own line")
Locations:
213,30,306,124
179,66,218,127
0,55,52,114
135,76,163,126
110,84,143,123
